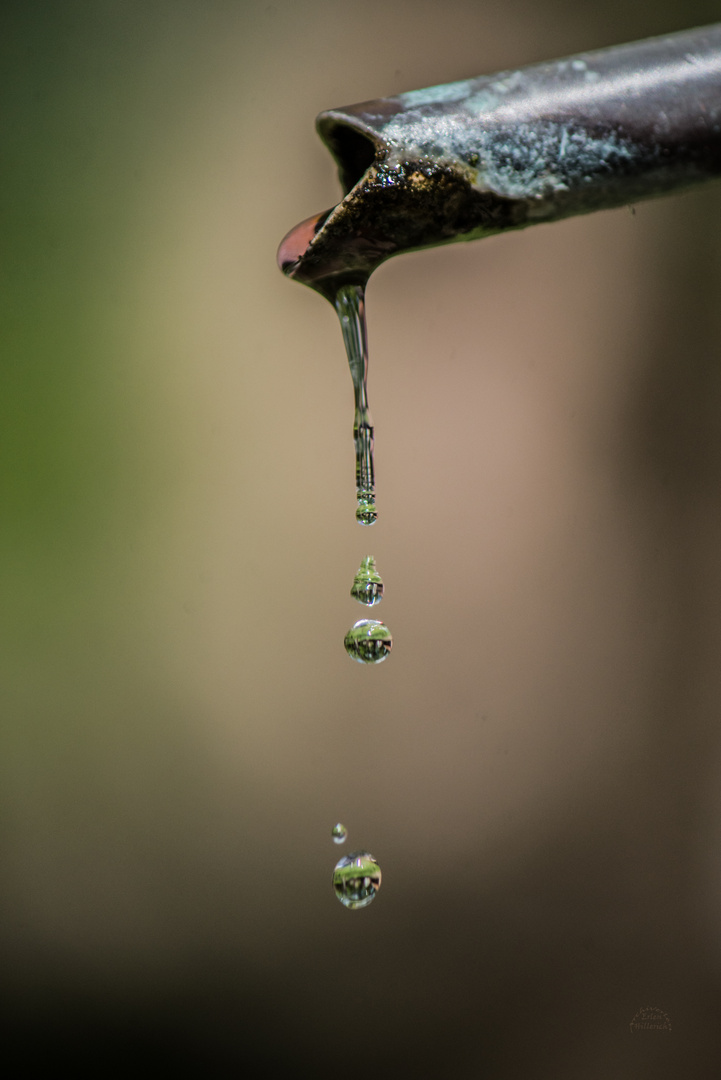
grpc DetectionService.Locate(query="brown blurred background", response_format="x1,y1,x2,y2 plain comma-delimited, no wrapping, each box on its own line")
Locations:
3,1,721,1075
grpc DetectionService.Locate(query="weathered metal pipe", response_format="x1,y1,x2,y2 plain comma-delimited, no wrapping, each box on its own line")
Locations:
278,23,721,298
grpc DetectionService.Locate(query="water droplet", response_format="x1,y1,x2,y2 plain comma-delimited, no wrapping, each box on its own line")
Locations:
333,850,382,909
344,619,392,664
332,823,348,844
351,556,384,605
356,496,377,526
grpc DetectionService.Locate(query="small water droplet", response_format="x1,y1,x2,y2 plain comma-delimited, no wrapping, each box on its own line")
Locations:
333,850,382,909
356,496,377,526
344,619,392,664
351,556,384,605
332,823,348,844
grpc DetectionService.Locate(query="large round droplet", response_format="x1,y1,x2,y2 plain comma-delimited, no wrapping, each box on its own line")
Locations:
356,497,377,526
332,823,348,844
344,619,392,664
333,850,382,909
350,555,384,606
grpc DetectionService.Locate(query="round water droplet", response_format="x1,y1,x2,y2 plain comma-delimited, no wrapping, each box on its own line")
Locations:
333,850,382,909
332,823,348,844
344,619,392,664
350,555,384,606
356,497,377,526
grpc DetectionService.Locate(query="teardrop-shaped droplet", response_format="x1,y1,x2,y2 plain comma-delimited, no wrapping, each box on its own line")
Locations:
350,556,384,606
332,823,348,844
344,619,392,664
333,850,382,909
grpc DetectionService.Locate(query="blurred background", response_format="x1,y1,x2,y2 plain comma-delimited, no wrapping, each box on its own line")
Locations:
3,1,721,1075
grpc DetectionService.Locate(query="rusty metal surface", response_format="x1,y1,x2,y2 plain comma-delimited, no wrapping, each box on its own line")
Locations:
281,24,721,295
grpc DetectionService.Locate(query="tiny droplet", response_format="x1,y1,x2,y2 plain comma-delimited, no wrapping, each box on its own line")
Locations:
344,619,392,664
356,497,377,526
332,823,348,844
350,556,384,605
333,850,382,909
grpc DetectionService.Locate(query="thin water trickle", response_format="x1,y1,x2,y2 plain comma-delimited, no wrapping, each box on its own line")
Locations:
277,217,380,527
332,823,348,844
351,555,384,605
334,284,377,526
333,850,382,909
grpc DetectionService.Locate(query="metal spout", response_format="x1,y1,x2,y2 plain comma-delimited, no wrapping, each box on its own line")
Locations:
279,23,721,297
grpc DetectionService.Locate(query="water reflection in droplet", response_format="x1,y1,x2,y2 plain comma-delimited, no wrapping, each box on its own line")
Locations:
332,823,348,844
350,556,384,605
344,619,392,664
333,850,382,909
355,496,377,526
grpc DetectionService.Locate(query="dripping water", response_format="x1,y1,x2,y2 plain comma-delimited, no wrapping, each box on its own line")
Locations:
279,213,392,905
277,214,381,528
333,283,377,526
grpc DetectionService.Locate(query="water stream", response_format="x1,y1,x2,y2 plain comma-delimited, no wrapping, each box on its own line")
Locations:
334,283,377,526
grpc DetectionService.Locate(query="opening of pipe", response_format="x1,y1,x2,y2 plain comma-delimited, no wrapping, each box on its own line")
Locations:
317,118,377,193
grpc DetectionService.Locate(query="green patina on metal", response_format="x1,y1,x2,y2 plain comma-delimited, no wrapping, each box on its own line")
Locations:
279,23,721,297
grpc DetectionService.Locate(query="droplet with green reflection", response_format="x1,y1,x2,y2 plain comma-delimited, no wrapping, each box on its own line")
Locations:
350,556,384,605
333,850,382,909
355,496,377,526
344,619,392,664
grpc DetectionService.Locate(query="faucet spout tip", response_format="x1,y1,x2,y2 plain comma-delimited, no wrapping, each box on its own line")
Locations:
277,210,333,276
